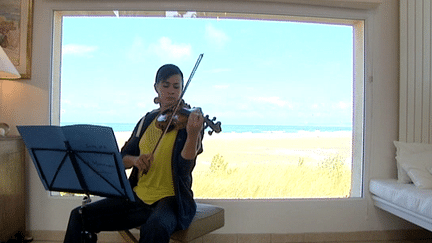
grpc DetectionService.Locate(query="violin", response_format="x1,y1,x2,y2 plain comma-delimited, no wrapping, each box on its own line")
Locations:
155,101,222,135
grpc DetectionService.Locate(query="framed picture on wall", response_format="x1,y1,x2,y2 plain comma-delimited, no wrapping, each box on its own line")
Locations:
0,0,33,79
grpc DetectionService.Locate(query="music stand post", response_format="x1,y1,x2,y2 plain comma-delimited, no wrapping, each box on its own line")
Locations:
80,194,96,242
17,125,135,243
63,140,97,242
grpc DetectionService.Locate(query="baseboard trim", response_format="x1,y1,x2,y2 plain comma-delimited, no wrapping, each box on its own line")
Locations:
30,230,127,242
29,229,432,242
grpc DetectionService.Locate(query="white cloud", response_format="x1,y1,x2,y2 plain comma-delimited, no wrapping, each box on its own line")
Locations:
205,24,229,48
137,102,148,108
149,37,192,60
254,96,293,108
311,103,325,109
127,37,147,61
312,101,351,110
98,109,118,116
213,84,230,89
76,102,99,109
62,99,72,105
334,101,351,109
207,68,231,73
62,44,98,56
63,99,99,109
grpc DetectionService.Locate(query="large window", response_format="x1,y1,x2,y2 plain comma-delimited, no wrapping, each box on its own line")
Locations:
52,11,364,199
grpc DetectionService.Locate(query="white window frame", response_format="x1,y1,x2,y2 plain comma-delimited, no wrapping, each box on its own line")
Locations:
50,5,371,200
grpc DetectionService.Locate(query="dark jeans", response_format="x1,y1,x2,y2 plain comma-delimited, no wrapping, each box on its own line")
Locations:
63,195,178,243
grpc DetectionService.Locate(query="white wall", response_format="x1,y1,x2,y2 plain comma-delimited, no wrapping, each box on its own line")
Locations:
0,0,413,234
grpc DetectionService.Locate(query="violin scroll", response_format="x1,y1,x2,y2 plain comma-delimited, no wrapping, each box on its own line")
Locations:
204,114,221,135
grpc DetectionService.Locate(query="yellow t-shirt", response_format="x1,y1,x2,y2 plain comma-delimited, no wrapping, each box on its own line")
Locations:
134,119,177,205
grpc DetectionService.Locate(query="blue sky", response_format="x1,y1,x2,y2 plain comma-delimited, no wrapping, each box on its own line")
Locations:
60,14,353,126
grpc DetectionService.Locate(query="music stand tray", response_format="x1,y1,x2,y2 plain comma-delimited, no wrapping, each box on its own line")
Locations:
17,124,135,201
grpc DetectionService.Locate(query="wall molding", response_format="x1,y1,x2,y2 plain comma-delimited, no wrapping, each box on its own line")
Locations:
400,0,432,143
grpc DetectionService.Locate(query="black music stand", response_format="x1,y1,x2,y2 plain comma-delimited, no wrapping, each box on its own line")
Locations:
18,124,135,242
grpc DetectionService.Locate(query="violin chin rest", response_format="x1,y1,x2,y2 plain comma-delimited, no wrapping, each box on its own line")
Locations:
157,114,167,122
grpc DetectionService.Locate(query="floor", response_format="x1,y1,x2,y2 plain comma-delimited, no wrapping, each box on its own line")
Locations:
22,231,432,243
30,240,432,243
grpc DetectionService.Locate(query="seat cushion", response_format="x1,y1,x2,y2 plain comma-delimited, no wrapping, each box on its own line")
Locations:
370,179,432,219
171,203,225,242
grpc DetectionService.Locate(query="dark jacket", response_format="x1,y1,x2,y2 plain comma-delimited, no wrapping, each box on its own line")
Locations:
120,109,203,230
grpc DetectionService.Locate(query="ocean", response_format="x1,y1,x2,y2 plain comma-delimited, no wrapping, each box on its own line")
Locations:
60,122,352,134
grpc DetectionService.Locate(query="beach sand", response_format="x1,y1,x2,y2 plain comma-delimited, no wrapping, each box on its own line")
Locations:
114,130,353,198
115,131,133,150
198,131,351,164
114,130,352,172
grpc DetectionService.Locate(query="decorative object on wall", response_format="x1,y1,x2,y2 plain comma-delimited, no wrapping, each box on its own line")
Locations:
0,46,20,79
0,0,33,79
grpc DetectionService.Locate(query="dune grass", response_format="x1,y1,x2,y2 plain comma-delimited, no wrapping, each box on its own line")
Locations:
192,153,351,199
114,131,353,199
191,131,353,199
